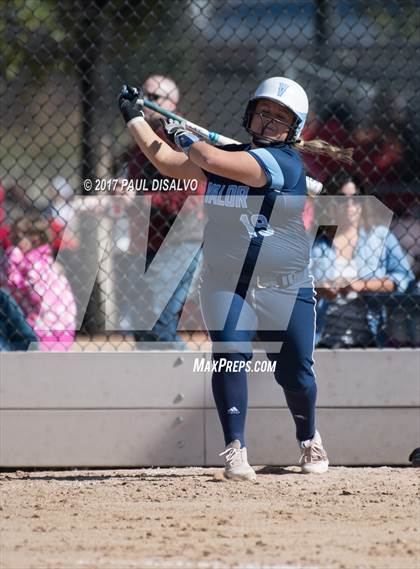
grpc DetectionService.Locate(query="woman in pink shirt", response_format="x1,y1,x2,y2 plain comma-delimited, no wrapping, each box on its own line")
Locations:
7,216,77,351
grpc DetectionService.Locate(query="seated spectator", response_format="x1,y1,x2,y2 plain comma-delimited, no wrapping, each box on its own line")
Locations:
391,205,420,280
6,216,77,351
0,288,39,351
311,172,414,348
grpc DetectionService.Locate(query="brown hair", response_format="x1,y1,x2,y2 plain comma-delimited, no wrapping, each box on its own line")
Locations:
11,215,52,248
314,170,370,243
292,138,354,164
324,171,365,196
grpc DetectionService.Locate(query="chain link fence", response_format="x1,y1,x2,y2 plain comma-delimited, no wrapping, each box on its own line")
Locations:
1,0,419,351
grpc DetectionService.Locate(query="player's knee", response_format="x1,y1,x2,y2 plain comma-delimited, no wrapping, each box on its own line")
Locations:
274,366,315,391
210,331,253,361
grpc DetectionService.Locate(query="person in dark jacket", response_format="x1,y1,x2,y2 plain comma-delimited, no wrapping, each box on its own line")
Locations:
0,288,38,351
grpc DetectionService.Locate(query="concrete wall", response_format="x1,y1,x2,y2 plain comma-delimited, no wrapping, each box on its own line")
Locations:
1,350,419,467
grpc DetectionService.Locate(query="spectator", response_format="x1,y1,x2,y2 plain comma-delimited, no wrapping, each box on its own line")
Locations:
1,175,64,257
0,176,41,252
311,172,414,348
386,94,420,184
1,175,40,221
0,182,11,252
301,103,354,233
6,216,77,351
43,176,134,253
48,176,80,251
0,288,39,351
391,205,420,280
301,101,354,183
353,123,403,189
126,75,205,348
352,93,412,190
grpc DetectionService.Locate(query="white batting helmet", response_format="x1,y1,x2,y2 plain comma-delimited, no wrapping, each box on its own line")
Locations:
243,77,309,143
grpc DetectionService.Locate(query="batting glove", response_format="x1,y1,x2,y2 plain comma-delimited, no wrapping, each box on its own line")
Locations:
162,119,200,156
118,84,145,124
162,118,184,144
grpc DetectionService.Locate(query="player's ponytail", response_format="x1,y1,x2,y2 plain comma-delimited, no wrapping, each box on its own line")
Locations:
292,139,354,164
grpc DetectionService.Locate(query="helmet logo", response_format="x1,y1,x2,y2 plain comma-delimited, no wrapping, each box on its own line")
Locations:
277,83,289,97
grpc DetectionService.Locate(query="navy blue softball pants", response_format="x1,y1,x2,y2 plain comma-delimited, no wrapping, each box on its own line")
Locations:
200,272,317,447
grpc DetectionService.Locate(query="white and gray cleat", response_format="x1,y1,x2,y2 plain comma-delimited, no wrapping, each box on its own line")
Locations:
299,430,329,474
219,440,257,482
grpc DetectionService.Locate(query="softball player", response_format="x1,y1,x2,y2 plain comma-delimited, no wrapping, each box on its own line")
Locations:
119,77,351,481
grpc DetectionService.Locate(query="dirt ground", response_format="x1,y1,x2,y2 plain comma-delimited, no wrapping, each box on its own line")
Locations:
1,466,418,569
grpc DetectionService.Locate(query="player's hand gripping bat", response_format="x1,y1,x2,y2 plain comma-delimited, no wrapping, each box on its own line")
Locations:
124,86,323,196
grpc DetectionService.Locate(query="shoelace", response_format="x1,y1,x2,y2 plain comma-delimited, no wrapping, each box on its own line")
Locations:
300,442,326,464
219,446,241,466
